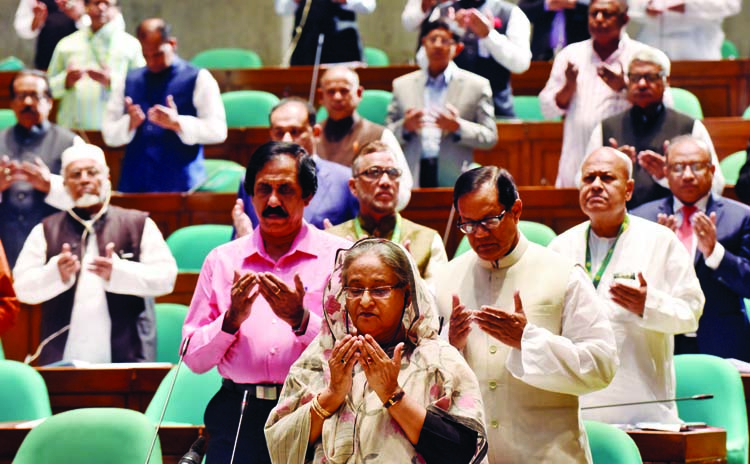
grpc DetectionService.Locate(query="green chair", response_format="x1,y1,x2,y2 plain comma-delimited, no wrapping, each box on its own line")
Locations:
363,47,390,66
145,366,221,426
13,407,162,464
453,220,557,259
0,56,24,71
584,420,642,464
221,90,280,128
0,338,4,359
671,87,704,120
191,48,262,69
720,150,747,185
722,40,739,60
675,354,749,464
196,158,245,193
511,95,560,122
317,89,393,126
0,109,17,129
743,106,750,119
166,224,233,272
155,303,189,364
0,360,52,422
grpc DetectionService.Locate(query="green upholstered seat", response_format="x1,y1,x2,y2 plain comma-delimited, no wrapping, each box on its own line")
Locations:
166,224,233,272
191,48,262,69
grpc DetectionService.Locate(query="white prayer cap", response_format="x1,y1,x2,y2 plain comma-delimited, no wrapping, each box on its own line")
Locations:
61,143,108,173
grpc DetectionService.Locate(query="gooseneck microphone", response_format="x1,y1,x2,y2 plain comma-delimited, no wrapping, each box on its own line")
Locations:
582,393,714,410
178,436,207,464
229,389,250,464
24,324,71,365
143,336,192,464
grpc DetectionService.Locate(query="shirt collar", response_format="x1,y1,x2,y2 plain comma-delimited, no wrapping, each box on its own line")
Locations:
13,120,50,143
476,233,529,270
673,193,710,214
246,221,319,263
426,61,457,88
591,31,630,64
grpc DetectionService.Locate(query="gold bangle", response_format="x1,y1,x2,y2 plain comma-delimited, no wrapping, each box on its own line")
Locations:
383,388,405,409
311,394,333,419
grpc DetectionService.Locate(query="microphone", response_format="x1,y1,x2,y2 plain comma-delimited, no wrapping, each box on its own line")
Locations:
229,389,250,464
25,324,71,365
178,436,206,464
143,336,192,464
307,33,325,105
582,394,714,410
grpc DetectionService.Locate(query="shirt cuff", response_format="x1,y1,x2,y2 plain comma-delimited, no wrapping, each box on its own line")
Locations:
703,241,725,269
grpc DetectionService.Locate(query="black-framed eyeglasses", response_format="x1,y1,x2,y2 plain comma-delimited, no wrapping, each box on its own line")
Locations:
627,72,665,84
13,92,48,102
457,211,506,235
667,162,710,175
342,284,405,300
354,166,402,181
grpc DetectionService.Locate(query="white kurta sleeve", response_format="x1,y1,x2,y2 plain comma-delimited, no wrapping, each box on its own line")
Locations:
101,79,135,147
479,6,532,74
539,47,570,118
422,232,449,282
381,128,413,210
14,0,38,39
639,234,704,334
13,224,75,304
402,0,429,31
341,0,376,14
104,218,177,297
692,120,725,195
505,266,619,395
683,0,741,20
174,69,228,147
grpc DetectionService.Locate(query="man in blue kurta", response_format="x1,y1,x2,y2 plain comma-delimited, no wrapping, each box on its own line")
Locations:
102,18,227,192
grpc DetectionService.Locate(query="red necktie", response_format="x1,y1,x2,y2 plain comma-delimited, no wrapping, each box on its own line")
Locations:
677,205,697,251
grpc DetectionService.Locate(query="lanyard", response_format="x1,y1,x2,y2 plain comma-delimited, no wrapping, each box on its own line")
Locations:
585,215,629,289
353,214,402,244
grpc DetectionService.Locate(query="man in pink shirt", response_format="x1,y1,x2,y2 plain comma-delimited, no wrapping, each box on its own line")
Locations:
183,141,352,464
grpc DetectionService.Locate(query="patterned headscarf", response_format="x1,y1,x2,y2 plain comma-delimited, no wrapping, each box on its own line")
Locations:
265,238,488,464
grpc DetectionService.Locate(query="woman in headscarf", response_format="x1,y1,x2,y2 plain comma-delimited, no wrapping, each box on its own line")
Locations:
265,238,487,463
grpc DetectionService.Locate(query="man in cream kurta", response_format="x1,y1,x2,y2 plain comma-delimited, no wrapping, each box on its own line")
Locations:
549,147,704,425
433,166,618,463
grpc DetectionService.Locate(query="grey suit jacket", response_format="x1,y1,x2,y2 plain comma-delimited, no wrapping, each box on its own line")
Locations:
386,66,498,187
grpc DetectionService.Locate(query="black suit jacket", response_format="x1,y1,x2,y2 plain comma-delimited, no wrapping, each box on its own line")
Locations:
632,194,750,360
518,0,590,61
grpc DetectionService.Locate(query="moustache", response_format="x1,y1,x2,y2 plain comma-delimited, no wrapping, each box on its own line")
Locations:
262,206,288,218
20,107,36,114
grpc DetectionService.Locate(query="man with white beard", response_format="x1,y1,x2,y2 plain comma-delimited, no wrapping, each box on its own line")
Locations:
13,143,176,365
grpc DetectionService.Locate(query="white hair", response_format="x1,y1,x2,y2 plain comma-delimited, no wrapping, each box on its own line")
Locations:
629,47,671,77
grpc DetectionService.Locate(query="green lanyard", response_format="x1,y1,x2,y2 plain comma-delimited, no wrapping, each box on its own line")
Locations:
353,214,402,244
585,215,629,289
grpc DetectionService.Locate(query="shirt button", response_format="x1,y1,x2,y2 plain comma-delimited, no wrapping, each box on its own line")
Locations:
489,345,497,354
488,380,497,390
270,347,277,355
17,192,26,200
490,420,499,429
271,319,277,324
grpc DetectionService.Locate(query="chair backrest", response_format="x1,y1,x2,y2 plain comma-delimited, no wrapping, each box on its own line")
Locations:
675,354,749,464
0,360,51,422
722,40,739,60
154,303,189,363
317,89,393,126
221,90,280,128
0,56,24,71
145,366,221,426
363,47,390,66
197,158,245,193
191,48,262,69
743,106,750,119
720,150,747,185
0,109,17,130
671,87,704,119
13,407,162,464
166,224,233,272
511,95,560,122
0,338,4,359
584,420,642,464
453,220,558,259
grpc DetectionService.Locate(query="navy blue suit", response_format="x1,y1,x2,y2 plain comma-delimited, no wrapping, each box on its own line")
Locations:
237,155,358,231
632,195,750,361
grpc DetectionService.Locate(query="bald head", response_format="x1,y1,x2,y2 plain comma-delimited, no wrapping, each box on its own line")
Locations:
318,66,363,121
579,147,635,235
137,18,177,73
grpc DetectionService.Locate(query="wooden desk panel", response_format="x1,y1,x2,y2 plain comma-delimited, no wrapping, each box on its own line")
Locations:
37,366,171,414
627,427,727,464
0,424,203,464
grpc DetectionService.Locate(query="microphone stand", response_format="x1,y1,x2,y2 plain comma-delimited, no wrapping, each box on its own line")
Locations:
229,389,250,464
582,393,713,410
143,336,192,464
308,33,325,106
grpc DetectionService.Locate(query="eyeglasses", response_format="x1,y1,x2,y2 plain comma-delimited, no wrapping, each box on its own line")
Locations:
354,166,402,181
424,35,456,47
13,92,48,102
342,284,405,300
667,162,710,175
457,211,506,235
627,72,666,84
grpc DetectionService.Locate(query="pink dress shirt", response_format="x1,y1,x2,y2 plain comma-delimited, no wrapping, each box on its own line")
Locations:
182,222,352,383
